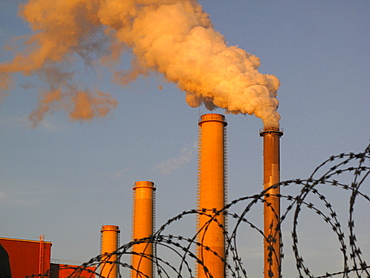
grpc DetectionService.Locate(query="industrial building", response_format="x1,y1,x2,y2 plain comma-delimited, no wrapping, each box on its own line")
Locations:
0,237,95,278
0,237,51,278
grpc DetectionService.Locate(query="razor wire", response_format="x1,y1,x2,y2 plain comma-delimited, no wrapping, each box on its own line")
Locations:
30,143,369,278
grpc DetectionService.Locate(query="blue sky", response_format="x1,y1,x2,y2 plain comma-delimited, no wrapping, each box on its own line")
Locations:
0,1,369,276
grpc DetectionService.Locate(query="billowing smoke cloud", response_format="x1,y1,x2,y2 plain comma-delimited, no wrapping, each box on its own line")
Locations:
0,0,280,127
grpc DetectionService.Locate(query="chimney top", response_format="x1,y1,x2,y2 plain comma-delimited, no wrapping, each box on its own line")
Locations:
259,127,283,137
101,225,120,232
133,181,156,190
198,113,227,126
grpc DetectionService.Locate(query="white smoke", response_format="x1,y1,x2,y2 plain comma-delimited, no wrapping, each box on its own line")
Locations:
0,0,280,127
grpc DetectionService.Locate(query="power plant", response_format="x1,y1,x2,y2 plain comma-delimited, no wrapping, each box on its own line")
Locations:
195,115,283,278
3,112,369,278
3,1,369,277
2,114,284,278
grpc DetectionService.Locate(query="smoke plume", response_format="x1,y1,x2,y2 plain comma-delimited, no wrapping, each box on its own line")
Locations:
0,0,280,127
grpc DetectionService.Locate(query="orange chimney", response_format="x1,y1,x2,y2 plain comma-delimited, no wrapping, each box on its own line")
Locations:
100,225,120,278
260,127,283,278
131,181,156,278
197,113,227,278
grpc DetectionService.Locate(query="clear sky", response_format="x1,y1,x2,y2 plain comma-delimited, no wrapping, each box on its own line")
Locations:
0,1,369,276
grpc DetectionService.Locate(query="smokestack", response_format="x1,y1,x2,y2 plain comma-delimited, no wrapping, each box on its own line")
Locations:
100,225,120,278
131,181,156,278
260,127,283,278
197,113,227,278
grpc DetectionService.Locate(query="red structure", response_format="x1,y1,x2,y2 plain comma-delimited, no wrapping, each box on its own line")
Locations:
0,237,52,278
50,263,96,278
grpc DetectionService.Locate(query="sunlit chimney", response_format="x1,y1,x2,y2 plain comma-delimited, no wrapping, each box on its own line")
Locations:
260,127,283,278
101,225,120,278
197,113,227,278
131,181,156,278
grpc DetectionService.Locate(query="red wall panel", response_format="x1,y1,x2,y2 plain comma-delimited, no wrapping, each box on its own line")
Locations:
0,238,52,278
50,264,97,278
